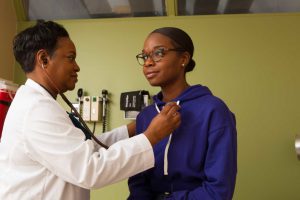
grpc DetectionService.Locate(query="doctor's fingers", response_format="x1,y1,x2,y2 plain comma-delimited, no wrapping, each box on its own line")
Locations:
161,103,181,129
170,112,181,129
160,102,181,116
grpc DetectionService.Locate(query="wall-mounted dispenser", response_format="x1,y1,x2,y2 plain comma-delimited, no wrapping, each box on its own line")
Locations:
120,90,150,119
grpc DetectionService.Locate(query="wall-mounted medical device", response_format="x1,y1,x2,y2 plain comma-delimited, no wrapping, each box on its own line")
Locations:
82,96,91,121
120,90,150,119
67,88,108,148
101,90,109,133
72,88,109,127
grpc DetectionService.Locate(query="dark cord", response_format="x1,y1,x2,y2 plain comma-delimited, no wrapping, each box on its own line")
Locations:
92,122,96,134
102,108,107,133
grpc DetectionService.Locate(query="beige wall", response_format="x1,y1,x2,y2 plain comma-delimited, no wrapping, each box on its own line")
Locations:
14,13,300,200
0,1,17,81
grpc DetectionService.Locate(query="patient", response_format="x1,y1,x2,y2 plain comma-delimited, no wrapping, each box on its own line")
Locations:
127,27,237,200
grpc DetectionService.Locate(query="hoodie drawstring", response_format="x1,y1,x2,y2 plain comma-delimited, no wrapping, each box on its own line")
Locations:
155,100,180,175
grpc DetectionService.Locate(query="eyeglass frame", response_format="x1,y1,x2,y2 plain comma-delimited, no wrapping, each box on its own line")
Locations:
136,46,186,66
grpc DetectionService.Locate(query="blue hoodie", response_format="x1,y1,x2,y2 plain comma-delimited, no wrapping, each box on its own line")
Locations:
128,85,237,200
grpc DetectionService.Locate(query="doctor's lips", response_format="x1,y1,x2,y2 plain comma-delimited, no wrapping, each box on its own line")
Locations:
71,74,78,81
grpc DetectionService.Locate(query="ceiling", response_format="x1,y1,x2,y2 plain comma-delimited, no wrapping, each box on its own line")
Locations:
21,0,300,21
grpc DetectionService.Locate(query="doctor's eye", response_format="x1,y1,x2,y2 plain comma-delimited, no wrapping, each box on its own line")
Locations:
66,55,76,62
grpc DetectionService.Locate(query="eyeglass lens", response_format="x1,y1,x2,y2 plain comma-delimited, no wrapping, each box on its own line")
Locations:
136,47,166,66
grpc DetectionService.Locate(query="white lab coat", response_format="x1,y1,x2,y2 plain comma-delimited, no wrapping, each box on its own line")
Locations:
0,79,154,200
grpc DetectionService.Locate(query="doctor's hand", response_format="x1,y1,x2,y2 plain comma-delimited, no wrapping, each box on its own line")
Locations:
144,102,181,146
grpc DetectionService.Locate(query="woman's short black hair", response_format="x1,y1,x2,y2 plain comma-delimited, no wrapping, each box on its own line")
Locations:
13,20,69,73
151,27,195,73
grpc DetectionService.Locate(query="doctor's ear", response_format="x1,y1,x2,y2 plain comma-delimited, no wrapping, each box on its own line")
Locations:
41,55,48,65
37,49,49,66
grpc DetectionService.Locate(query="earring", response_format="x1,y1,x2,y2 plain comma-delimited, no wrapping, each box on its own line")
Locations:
182,63,185,67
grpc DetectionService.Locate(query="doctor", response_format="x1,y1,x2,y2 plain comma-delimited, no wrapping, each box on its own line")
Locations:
0,20,181,200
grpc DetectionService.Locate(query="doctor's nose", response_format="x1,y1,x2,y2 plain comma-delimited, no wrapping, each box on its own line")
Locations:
74,62,80,72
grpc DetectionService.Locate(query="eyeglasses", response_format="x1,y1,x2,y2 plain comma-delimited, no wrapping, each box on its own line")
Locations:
136,47,185,66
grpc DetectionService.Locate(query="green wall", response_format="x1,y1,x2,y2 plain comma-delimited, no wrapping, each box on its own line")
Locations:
0,0,17,80
14,13,300,199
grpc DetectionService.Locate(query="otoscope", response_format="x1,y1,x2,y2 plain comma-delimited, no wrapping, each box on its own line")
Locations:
101,89,108,133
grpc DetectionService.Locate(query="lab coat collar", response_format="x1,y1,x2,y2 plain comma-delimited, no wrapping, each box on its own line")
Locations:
25,79,55,99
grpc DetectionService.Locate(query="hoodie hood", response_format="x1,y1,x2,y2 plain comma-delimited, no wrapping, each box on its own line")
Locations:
153,84,212,106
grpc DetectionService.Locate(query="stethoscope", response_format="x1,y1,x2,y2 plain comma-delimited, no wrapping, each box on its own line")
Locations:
42,64,109,149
